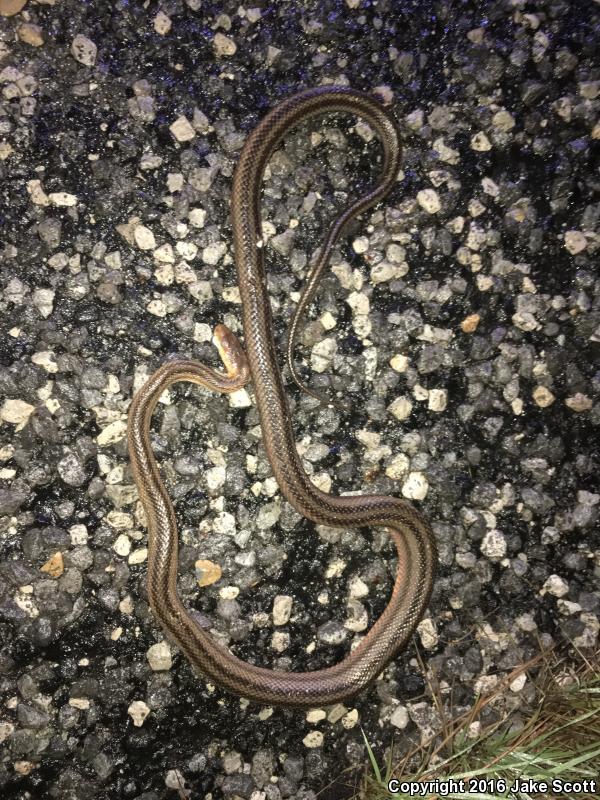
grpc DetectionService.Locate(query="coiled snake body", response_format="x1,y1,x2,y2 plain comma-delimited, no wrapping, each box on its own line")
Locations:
127,87,437,707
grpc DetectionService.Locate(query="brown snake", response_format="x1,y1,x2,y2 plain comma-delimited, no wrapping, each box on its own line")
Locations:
127,86,437,707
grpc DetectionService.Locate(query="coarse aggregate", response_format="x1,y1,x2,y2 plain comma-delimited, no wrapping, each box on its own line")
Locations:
0,1,599,798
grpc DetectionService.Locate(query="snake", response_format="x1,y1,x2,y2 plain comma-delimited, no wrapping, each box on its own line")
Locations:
127,86,437,708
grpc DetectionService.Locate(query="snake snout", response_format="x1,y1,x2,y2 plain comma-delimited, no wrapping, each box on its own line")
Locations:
213,323,250,383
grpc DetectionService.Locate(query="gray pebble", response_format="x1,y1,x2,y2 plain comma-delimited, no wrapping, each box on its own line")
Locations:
57,452,87,487
0,485,30,515
317,620,348,646
251,748,275,788
17,704,49,729
221,774,256,798
37,218,62,248
216,598,241,622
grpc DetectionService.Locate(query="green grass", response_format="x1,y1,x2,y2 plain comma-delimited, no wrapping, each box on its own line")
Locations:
356,646,600,800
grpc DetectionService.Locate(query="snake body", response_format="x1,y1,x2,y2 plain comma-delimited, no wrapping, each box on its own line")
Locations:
127,87,437,707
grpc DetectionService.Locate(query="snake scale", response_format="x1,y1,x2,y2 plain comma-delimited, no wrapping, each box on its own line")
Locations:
127,86,437,707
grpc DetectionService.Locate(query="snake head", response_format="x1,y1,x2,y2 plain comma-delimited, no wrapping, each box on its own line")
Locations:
213,324,250,385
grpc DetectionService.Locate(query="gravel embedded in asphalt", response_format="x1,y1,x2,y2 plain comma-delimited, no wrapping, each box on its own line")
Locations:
0,1,599,798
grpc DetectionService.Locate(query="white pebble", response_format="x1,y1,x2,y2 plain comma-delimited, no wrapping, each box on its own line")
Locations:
228,388,252,408
154,11,172,35
311,338,337,373
480,529,507,560
469,199,486,217
31,351,58,373
246,8,262,23
175,259,196,281
388,396,413,421
153,243,175,263
303,731,324,748
146,299,167,317
564,230,587,255
205,466,226,493
348,576,369,599
476,275,493,291
170,115,195,143
345,600,368,632
558,600,581,616
401,471,429,500
428,388,447,412
154,263,174,286
71,34,97,66
433,136,460,164
325,558,346,579
386,243,406,263
492,109,515,131
221,286,241,303
578,490,599,506
342,709,359,729
470,131,492,151
70,525,88,545
320,311,336,330
532,386,555,407
49,192,77,207
147,641,172,671
417,188,441,213
512,310,540,331
96,419,127,446
319,703,346,728
212,511,236,536
69,698,90,710
0,722,15,744
565,393,592,412
128,700,150,727
193,324,212,345
106,511,132,529
370,261,400,284
352,236,369,254
1,399,35,427
389,705,409,729
128,548,148,565
189,207,207,228
165,771,188,793
516,613,537,632
134,225,156,250
32,287,55,318
417,618,438,649
385,453,410,480
26,179,49,205
273,595,293,626
390,354,409,373
271,631,290,652
346,291,370,315
352,314,371,339
176,241,198,261
542,574,569,597
112,534,131,557
482,177,500,196
202,242,226,265
213,32,236,56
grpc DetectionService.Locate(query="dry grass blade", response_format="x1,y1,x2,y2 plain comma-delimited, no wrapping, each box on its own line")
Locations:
358,646,600,800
